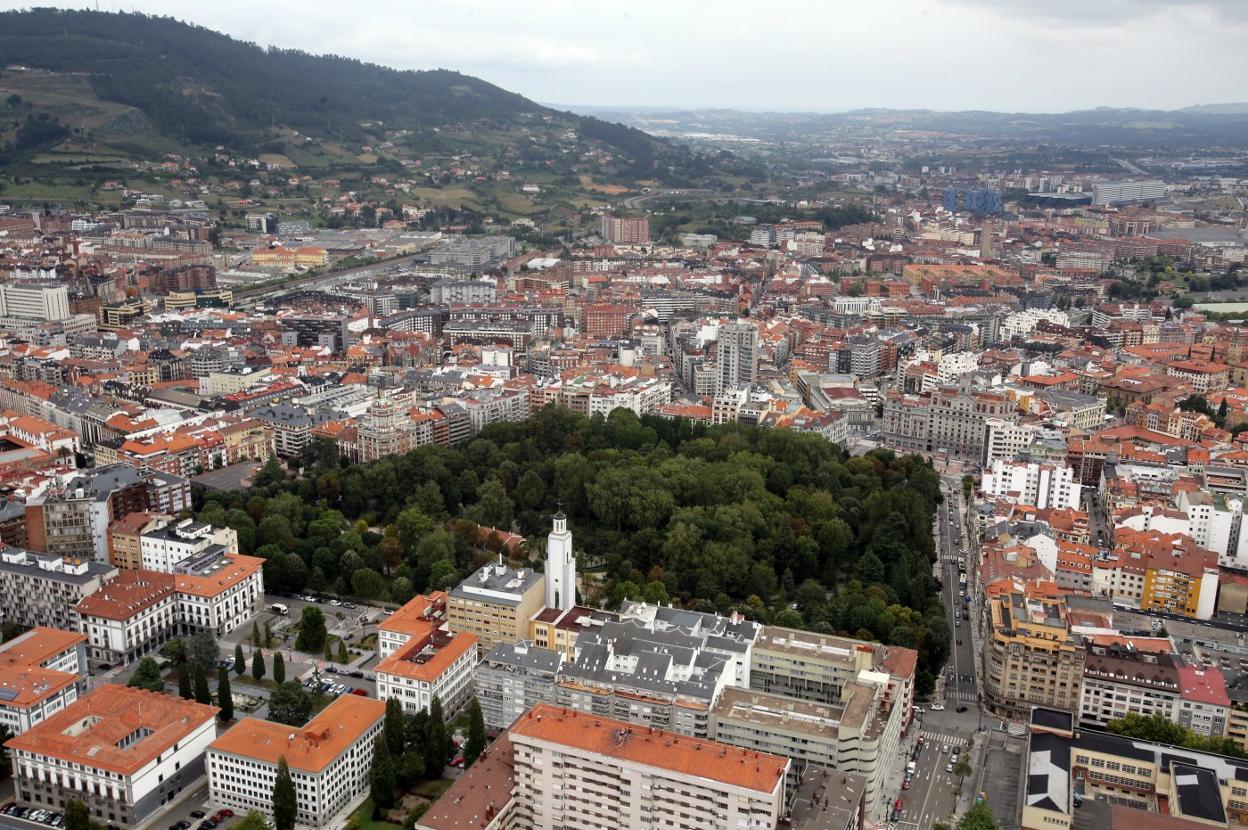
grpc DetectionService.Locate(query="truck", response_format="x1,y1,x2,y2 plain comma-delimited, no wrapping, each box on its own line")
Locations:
270,603,289,616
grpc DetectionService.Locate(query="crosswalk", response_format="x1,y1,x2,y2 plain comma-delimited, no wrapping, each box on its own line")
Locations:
943,688,977,703
920,730,969,748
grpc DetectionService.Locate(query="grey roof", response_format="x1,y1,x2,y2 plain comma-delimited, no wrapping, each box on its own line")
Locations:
1171,762,1226,824
450,562,542,607
1026,731,1070,813
0,549,115,584
482,641,563,675
252,403,314,428
557,618,729,703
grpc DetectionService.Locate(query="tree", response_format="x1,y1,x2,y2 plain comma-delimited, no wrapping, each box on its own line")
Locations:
464,697,486,769
294,606,327,652
272,756,297,830
233,813,271,830
423,696,449,778
161,638,187,665
957,803,1001,830
217,666,234,722
384,697,406,756
252,650,266,682
64,799,90,830
189,630,219,674
269,681,313,726
351,567,386,600
178,662,193,699
953,757,972,779
235,643,246,677
369,735,397,812
252,621,262,648
273,652,286,684
337,640,349,664
194,664,212,705
128,657,165,692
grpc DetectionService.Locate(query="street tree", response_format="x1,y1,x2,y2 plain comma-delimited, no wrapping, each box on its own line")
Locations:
268,681,313,726
128,657,165,692
272,757,296,830
369,735,397,812
273,652,286,684
178,662,192,699
464,697,486,768
235,643,246,676
252,650,266,682
217,666,234,722
194,664,212,705
294,606,327,652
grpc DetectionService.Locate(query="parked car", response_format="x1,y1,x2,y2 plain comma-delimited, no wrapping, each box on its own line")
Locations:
190,811,206,819
329,599,342,607
351,688,368,696
348,670,364,679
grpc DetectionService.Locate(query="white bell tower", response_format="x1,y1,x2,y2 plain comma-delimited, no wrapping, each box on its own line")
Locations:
545,509,575,611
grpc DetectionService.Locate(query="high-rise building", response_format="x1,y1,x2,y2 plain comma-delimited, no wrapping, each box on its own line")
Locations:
1091,180,1166,206
717,321,758,390
600,214,651,244
0,282,70,321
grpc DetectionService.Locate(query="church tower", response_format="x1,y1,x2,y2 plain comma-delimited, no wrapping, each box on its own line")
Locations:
545,510,576,611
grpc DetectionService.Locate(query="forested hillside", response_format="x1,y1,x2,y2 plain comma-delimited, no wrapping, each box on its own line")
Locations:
0,8,670,158
197,406,948,692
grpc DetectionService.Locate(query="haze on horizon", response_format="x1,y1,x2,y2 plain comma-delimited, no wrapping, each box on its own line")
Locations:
6,0,1247,114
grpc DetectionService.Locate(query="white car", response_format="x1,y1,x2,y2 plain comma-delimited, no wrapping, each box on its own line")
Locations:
929,703,945,711
329,599,342,606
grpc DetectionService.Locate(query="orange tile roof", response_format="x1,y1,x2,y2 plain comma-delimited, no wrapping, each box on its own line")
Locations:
0,627,85,669
209,694,384,773
174,554,263,598
378,592,447,639
510,704,787,794
76,570,176,620
4,685,217,776
0,628,86,708
375,627,476,683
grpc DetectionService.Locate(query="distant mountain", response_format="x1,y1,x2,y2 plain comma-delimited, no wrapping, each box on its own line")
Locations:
572,104,1248,150
0,7,704,181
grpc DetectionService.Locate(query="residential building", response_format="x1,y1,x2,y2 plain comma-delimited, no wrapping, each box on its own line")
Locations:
0,627,88,736
139,518,238,573
416,733,518,830
0,548,117,631
447,559,545,654
717,322,758,390
378,592,448,658
710,679,901,809
882,386,1015,461
207,695,385,829
0,282,70,322
5,686,218,828
475,640,565,732
981,459,1083,510
600,215,651,244
982,581,1085,718
510,703,788,830
1079,641,1182,728
107,512,171,570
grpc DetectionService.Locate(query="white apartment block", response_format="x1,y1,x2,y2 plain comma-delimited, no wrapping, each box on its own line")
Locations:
936,352,980,385
1001,309,1070,340
375,628,478,717
510,704,788,830
208,696,386,829
140,518,238,572
981,459,1082,510
0,628,87,736
1176,489,1244,568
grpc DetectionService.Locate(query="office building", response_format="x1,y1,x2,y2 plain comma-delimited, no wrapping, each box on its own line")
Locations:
375,625,478,717
882,386,1015,461
448,559,545,654
378,592,449,658
5,686,218,827
207,695,385,829
0,282,70,322
511,704,788,830
138,518,238,572
0,627,88,736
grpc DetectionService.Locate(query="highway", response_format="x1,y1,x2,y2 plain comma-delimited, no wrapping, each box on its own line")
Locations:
232,252,425,306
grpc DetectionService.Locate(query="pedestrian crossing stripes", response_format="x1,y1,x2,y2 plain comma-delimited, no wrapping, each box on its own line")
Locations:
944,689,977,702
920,730,969,747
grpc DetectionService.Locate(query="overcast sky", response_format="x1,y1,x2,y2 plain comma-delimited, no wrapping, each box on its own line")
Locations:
7,0,1248,112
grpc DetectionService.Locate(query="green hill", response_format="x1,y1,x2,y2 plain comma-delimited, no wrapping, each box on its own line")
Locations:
0,7,739,190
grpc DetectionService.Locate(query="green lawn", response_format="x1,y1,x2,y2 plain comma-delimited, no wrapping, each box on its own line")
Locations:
350,798,403,830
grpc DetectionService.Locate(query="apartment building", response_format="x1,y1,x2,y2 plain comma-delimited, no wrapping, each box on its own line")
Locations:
0,627,87,736
475,640,565,732
510,703,788,830
717,321,758,391
107,511,171,570
447,559,545,654
0,548,117,631
139,517,239,572
416,733,518,830
375,625,478,717
5,686,218,828
882,385,1015,461
172,553,265,637
208,695,385,829
982,459,1083,510
982,581,1086,718
710,678,901,808
600,214,651,245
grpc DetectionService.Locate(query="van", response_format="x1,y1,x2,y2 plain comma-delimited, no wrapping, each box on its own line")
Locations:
271,603,289,616
906,761,917,774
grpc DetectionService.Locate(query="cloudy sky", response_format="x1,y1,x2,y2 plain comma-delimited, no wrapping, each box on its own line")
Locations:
6,0,1247,112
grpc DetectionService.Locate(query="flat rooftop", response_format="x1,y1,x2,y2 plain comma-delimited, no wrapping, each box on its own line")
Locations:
209,694,385,774
786,764,867,830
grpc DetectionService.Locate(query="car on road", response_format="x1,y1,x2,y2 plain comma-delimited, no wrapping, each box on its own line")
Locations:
946,762,954,773
957,705,969,713
348,670,364,678
190,812,206,820
929,703,944,711
343,602,357,609
901,779,910,790
329,599,342,606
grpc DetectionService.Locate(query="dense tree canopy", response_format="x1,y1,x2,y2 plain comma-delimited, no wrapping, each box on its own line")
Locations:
197,406,949,688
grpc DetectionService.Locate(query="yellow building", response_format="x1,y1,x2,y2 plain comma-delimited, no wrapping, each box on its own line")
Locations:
447,559,545,654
